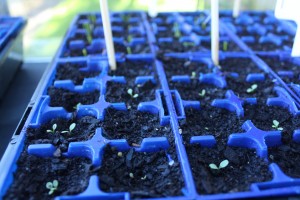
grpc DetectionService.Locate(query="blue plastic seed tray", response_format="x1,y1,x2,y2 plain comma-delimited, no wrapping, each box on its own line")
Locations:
1,11,300,200
0,16,24,52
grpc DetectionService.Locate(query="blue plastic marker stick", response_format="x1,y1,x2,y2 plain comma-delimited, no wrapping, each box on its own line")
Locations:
148,0,158,17
211,0,219,66
275,0,300,57
99,0,117,70
233,0,241,18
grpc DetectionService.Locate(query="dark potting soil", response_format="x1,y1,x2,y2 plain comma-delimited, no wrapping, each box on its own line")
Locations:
259,56,300,74
158,40,207,53
55,63,101,85
26,116,101,153
169,81,226,106
201,40,242,52
4,153,91,200
268,141,300,178
98,145,184,198
102,108,171,145
160,58,212,79
108,60,155,77
48,87,100,112
186,143,272,194
243,103,300,141
105,81,157,109
245,41,291,52
219,58,264,77
179,106,244,144
225,76,275,102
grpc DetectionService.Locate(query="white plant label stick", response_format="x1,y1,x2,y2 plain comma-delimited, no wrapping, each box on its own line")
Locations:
275,0,300,57
99,0,117,70
211,0,219,66
233,0,241,18
148,0,158,17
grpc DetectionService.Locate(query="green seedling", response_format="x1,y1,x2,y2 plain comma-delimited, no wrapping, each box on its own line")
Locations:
173,23,181,38
127,35,133,43
82,49,88,56
127,88,138,98
199,89,206,97
272,120,283,131
46,180,58,195
83,23,91,34
246,84,258,93
61,123,76,134
126,46,132,54
73,103,81,110
47,124,57,134
183,42,195,47
89,14,96,24
86,34,92,44
191,71,197,79
222,41,229,51
209,159,229,170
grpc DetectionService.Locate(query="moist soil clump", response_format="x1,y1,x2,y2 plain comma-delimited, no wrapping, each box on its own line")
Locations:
102,108,171,145
98,145,184,198
26,116,101,153
186,144,272,194
4,153,91,200
48,87,100,112
55,63,101,85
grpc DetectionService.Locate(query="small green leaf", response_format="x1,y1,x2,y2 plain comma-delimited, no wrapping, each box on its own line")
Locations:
52,124,57,131
273,120,279,127
61,131,69,134
127,89,133,96
133,94,139,98
46,182,53,189
278,127,283,131
47,130,52,133
209,163,219,170
219,160,229,169
252,84,258,90
246,88,252,93
52,180,58,188
69,123,76,132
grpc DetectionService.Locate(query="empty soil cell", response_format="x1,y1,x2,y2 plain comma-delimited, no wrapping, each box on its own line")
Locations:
26,116,101,153
101,108,171,145
268,141,300,178
158,40,208,53
48,87,100,112
55,63,101,85
245,41,293,52
160,57,212,79
201,40,242,52
98,146,184,198
186,143,272,194
259,56,300,72
4,154,91,200
105,81,157,109
219,57,264,77
179,106,244,144
225,76,275,102
108,60,155,77
169,81,226,106
244,103,300,141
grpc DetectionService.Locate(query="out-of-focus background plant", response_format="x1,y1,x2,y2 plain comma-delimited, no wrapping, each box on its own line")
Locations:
6,0,276,60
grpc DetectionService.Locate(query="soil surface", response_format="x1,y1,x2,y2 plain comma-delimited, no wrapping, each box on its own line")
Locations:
169,81,226,107
219,58,264,76
105,81,157,109
108,60,155,77
180,106,244,143
55,63,101,85
26,116,101,153
101,108,171,144
268,141,300,178
98,145,184,198
186,143,272,194
160,57,212,79
4,152,91,200
48,87,100,112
